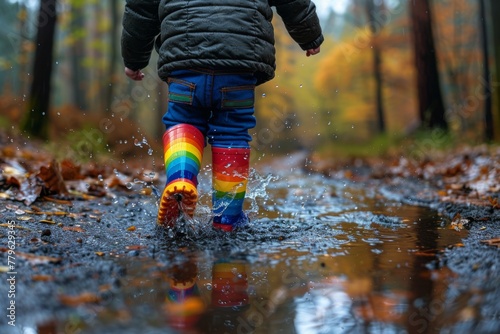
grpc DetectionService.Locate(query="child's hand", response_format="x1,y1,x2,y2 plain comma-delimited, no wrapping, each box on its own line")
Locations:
306,47,321,57
125,67,145,81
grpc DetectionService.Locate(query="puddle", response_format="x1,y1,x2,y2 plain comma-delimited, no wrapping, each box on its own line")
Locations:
6,155,471,334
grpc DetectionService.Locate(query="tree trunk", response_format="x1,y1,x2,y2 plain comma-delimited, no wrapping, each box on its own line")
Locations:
479,0,493,141
365,0,385,134
69,4,87,110
489,0,500,141
105,0,119,114
409,0,448,130
18,3,29,96
22,0,57,139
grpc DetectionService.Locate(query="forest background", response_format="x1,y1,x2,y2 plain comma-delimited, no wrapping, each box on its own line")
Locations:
1,0,499,166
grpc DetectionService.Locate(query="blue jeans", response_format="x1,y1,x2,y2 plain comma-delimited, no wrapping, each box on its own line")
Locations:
162,69,257,148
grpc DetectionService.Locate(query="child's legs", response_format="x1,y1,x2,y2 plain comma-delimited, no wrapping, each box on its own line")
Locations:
208,72,256,228
158,70,210,226
162,70,211,136
207,72,257,148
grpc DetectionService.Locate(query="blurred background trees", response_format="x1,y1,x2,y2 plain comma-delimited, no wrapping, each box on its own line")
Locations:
0,0,499,161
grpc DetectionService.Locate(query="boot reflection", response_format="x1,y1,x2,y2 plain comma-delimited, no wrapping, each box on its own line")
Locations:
212,260,249,308
200,259,250,333
164,260,205,330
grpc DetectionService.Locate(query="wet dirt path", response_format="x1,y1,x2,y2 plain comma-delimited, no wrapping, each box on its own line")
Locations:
0,153,499,334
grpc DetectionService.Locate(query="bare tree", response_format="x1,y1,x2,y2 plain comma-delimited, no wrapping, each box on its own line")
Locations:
69,2,87,110
105,0,119,114
479,0,493,141
365,0,385,134
489,0,500,140
22,0,57,139
409,0,447,130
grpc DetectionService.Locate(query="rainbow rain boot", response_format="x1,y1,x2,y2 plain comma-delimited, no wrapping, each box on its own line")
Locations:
212,147,250,231
157,124,204,227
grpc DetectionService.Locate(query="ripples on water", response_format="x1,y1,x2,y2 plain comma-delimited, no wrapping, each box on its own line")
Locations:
40,154,471,333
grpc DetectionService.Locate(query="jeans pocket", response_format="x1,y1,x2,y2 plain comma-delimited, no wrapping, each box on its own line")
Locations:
167,78,195,105
221,85,255,110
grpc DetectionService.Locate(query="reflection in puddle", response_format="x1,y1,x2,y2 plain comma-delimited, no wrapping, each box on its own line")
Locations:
36,158,470,333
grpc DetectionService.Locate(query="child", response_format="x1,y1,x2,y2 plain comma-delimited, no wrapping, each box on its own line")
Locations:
122,0,324,231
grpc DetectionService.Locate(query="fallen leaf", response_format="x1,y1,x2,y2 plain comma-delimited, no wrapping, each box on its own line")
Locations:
60,159,83,180
6,176,21,188
437,190,447,196
0,224,30,230
43,196,73,206
99,284,112,292
450,213,469,231
0,249,61,264
6,204,19,210
140,187,152,196
480,238,500,248
62,226,85,233
38,160,68,194
59,292,101,307
488,196,498,209
95,252,105,256
125,245,147,251
415,249,440,257
16,174,43,205
127,226,136,232
39,220,56,225
32,275,54,282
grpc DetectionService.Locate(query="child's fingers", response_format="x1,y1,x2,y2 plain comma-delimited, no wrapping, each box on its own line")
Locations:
306,47,321,57
125,67,144,81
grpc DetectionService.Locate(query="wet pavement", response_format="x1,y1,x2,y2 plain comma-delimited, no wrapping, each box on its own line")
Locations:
0,153,499,334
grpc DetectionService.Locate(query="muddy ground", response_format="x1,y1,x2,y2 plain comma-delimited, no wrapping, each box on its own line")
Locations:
307,146,500,333
0,139,499,333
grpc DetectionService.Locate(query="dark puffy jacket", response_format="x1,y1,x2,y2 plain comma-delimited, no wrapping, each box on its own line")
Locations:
121,0,324,85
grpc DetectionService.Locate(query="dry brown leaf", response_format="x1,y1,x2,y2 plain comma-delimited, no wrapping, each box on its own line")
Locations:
60,159,83,180
62,226,85,233
38,160,68,194
5,176,21,188
43,196,73,206
437,190,447,197
125,245,147,251
480,238,500,248
450,213,469,231
0,248,61,264
0,224,30,230
140,187,152,195
488,196,499,209
32,275,54,282
59,292,101,307
39,219,56,225
16,174,43,205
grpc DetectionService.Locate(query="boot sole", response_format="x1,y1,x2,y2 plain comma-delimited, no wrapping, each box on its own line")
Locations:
157,181,198,227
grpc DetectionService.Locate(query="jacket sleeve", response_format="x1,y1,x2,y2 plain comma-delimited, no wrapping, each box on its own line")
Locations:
121,0,161,70
270,0,324,50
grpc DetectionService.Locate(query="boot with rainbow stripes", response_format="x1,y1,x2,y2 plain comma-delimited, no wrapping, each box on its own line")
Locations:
157,124,205,227
212,147,250,231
